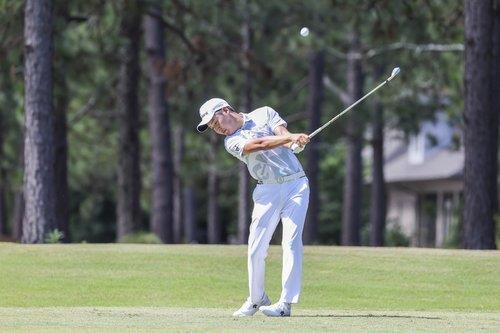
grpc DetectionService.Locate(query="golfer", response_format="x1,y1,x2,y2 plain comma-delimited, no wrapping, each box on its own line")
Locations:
197,98,310,317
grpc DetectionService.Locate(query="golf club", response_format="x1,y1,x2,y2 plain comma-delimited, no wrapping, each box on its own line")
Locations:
291,67,401,153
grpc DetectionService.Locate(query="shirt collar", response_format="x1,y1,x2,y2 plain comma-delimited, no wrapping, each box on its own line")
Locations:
241,113,249,124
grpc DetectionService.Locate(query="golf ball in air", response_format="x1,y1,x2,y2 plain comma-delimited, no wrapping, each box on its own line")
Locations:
300,27,309,37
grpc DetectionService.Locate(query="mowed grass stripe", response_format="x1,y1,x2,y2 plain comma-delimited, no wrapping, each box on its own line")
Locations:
0,244,498,311
0,308,499,333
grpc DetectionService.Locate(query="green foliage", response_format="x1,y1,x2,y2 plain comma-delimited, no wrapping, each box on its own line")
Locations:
385,223,410,247
70,188,116,243
0,1,467,244
360,219,410,247
444,200,464,249
317,142,346,244
119,232,162,244
360,222,370,246
44,229,65,244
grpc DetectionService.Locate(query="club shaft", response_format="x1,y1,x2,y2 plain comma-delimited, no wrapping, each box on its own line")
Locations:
309,78,391,138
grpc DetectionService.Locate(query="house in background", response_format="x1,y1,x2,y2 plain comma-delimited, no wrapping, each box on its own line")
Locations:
367,112,464,247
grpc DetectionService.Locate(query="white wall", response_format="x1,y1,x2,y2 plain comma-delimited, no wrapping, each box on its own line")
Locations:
386,189,417,238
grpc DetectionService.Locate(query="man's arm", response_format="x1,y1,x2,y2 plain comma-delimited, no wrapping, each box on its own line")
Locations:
273,125,293,148
243,131,309,155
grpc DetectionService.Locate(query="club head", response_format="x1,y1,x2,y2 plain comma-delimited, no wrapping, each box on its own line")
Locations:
388,67,401,81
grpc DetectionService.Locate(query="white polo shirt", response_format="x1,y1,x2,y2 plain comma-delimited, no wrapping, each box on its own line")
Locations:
224,106,304,183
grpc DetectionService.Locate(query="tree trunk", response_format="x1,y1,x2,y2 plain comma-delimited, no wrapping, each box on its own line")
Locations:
145,3,173,243
183,186,197,243
237,164,250,244
462,0,497,249
116,0,142,241
341,33,364,246
200,62,221,244
207,133,221,243
304,50,324,245
12,191,24,241
369,91,386,246
492,0,500,239
0,55,13,237
173,126,184,243
53,65,70,242
494,1,500,106
22,0,56,243
11,139,25,241
238,5,252,244
0,118,6,237
53,2,70,241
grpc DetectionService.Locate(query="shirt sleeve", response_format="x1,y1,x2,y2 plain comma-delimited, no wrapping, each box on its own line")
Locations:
266,106,287,131
224,135,249,161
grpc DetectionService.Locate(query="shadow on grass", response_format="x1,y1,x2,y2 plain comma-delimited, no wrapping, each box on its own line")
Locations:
294,314,441,320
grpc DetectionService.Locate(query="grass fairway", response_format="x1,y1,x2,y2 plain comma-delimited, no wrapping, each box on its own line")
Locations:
0,243,499,332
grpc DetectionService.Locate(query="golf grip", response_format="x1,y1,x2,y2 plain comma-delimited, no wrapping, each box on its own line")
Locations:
290,142,303,154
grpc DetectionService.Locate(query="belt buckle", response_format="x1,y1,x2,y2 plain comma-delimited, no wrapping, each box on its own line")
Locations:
277,176,284,184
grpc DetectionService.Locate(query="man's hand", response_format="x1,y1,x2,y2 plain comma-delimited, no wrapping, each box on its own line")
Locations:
274,125,310,153
288,133,309,154
289,133,310,147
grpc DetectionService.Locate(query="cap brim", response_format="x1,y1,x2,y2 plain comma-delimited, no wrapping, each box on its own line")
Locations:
196,115,213,133
197,123,209,132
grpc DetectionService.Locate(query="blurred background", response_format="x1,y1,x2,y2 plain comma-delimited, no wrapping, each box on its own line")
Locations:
0,0,498,248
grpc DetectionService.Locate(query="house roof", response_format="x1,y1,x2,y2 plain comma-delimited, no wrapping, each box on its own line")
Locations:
384,148,464,183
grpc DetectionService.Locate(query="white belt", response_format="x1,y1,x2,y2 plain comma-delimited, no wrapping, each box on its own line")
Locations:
257,171,306,185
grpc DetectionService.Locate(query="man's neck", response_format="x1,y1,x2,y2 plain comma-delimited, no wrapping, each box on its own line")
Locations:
236,113,245,129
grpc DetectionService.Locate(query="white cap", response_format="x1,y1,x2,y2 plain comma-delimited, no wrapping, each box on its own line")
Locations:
196,98,231,132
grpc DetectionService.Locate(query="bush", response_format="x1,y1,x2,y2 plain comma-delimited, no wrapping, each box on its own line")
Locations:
444,217,462,248
44,229,64,244
385,223,410,247
119,232,162,244
360,220,410,247
443,199,463,249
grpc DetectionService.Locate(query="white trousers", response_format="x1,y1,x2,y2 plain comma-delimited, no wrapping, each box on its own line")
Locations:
248,177,310,304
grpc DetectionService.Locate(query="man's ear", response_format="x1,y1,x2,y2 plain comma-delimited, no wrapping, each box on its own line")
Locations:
222,107,231,114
